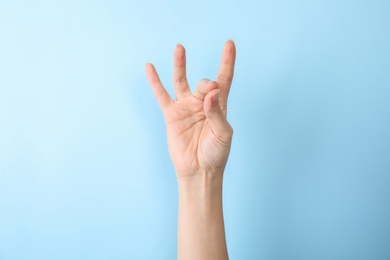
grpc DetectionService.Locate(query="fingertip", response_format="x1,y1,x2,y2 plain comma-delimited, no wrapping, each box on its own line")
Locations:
207,80,219,89
145,63,161,85
145,63,150,74
225,39,235,49
145,62,154,72
175,43,185,53
204,88,221,111
204,88,232,140
226,39,235,46
174,44,186,67
224,39,236,60
206,85,220,97
212,89,221,106
145,63,156,80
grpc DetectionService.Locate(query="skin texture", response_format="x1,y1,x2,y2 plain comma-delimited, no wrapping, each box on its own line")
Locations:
145,40,236,260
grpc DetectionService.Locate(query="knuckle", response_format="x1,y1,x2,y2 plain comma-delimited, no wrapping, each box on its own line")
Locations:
175,77,188,86
217,73,233,83
220,105,228,115
226,124,233,137
218,123,233,141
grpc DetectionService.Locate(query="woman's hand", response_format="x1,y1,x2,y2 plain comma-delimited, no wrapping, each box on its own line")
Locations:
146,40,236,260
145,40,236,180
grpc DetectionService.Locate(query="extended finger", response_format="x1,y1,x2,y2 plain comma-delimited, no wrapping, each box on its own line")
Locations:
193,79,219,101
173,44,191,100
217,40,236,115
145,63,173,111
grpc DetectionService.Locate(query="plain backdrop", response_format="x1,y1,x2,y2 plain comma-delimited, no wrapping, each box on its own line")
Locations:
1,0,390,259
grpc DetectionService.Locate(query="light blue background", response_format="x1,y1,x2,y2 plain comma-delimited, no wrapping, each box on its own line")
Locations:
1,0,389,259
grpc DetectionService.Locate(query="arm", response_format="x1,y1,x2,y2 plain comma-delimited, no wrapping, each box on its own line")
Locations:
145,40,236,260
177,172,227,260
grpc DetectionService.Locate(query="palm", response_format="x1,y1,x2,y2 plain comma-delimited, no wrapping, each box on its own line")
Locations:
146,40,236,179
164,96,226,177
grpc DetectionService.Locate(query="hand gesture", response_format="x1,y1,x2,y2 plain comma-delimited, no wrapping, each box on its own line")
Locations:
145,40,236,180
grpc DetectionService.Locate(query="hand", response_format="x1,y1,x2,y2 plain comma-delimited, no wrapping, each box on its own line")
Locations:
145,40,236,180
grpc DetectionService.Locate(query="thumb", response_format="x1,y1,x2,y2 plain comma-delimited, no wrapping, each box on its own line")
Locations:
204,87,233,141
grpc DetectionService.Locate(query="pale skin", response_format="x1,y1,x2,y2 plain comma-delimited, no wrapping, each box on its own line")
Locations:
145,40,236,260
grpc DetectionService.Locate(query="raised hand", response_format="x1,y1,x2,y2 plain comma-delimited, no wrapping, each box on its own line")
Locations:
145,40,236,180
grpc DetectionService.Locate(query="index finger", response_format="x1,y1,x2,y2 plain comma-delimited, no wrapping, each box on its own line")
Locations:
217,40,236,115
145,63,174,111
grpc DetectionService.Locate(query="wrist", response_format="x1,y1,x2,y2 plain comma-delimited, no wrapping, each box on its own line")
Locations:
177,170,224,194
177,172,224,216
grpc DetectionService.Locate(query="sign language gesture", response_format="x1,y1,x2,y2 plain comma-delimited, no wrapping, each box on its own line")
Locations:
146,40,236,259
145,40,236,180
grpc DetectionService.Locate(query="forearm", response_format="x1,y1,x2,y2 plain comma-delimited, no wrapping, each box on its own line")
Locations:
177,172,228,260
